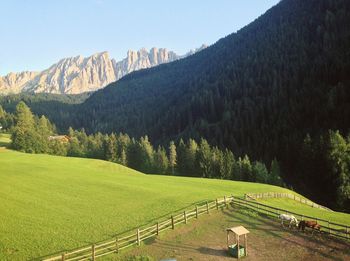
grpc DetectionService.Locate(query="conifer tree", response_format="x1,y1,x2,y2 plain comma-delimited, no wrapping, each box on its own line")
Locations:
11,102,37,152
196,139,212,178
154,146,169,174
169,141,177,175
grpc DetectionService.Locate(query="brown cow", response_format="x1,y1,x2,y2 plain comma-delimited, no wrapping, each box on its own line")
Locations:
298,220,321,234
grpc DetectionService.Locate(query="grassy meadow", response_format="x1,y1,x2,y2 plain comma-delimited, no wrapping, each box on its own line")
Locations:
0,148,349,260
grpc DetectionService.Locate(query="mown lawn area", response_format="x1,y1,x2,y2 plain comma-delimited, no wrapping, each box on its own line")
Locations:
0,149,349,260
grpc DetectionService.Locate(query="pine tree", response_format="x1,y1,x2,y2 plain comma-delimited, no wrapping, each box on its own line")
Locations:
154,146,169,174
270,158,282,185
105,133,117,162
187,139,198,176
241,155,253,181
120,148,127,166
169,141,177,175
221,149,235,179
253,161,269,183
176,139,187,175
328,130,350,209
11,102,37,152
139,136,154,172
36,115,52,153
196,139,212,178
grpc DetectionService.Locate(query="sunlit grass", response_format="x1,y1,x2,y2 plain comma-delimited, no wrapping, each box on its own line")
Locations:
0,149,349,260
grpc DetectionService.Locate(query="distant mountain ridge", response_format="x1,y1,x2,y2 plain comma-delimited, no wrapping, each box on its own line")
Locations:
0,45,207,95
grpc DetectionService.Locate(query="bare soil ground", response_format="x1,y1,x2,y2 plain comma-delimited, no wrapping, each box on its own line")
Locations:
109,205,350,261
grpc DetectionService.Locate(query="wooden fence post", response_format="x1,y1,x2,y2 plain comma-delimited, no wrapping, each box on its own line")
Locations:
301,215,304,221
346,226,349,239
216,198,219,210
156,222,159,235
224,196,227,208
196,206,198,218
206,201,209,214
171,216,174,229
92,244,95,261
184,211,187,224
137,229,140,246
116,237,119,253
61,253,65,261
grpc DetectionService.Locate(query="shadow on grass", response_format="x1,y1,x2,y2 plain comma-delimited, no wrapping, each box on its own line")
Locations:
35,202,350,261
197,247,230,258
221,206,350,261
140,239,231,258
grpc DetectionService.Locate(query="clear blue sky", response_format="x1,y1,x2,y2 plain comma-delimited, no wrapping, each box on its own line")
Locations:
0,0,279,76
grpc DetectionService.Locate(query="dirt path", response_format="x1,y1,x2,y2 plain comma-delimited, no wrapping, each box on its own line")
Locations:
108,206,350,261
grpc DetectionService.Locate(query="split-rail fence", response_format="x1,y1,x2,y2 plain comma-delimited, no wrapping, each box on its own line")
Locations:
42,194,349,261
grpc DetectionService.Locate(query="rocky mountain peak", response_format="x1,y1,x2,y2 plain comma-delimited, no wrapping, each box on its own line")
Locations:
0,45,207,95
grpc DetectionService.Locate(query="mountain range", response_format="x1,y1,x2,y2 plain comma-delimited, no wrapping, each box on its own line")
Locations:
1,0,349,210
0,45,207,95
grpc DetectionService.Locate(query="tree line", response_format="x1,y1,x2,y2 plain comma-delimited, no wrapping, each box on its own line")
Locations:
5,102,283,186
295,131,350,210
1,1,350,211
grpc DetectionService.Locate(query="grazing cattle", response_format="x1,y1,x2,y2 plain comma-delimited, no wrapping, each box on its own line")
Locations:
298,220,321,234
279,214,298,228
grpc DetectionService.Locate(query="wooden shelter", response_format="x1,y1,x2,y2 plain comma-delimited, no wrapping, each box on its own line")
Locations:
226,226,249,258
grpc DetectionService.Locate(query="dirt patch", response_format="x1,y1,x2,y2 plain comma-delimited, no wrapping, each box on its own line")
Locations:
108,206,350,261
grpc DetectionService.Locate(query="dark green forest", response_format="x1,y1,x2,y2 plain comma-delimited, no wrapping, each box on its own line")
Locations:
3,102,284,187
1,0,350,210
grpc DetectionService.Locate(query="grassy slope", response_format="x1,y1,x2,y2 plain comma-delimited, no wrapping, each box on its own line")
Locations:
0,149,349,260
258,198,350,226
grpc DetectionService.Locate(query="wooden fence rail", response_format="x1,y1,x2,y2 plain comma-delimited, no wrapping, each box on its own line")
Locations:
42,196,233,261
42,194,349,261
232,197,349,240
245,192,333,211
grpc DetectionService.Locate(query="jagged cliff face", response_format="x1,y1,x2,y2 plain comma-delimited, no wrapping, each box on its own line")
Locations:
0,71,39,94
0,46,206,95
24,52,116,94
112,47,179,80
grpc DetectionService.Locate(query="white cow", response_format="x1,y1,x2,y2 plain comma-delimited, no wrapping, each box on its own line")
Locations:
279,214,298,228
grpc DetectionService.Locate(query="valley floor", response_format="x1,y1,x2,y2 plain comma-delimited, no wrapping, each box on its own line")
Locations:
112,206,350,261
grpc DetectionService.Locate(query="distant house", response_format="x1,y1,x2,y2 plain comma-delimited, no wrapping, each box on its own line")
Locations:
48,135,70,143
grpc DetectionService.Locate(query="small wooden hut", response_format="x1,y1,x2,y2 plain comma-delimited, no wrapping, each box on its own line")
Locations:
226,226,249,258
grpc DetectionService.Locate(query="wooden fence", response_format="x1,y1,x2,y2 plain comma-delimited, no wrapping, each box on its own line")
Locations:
232,197,350,241
42,195,349,261
42,196,232,261
245,192,333,211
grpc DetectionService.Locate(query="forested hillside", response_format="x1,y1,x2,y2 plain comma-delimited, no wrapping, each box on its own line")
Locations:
1,0,350,210
76,0,350,209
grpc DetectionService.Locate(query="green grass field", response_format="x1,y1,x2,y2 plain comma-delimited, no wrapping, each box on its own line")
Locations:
0,148,349,260
257,198,350,225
